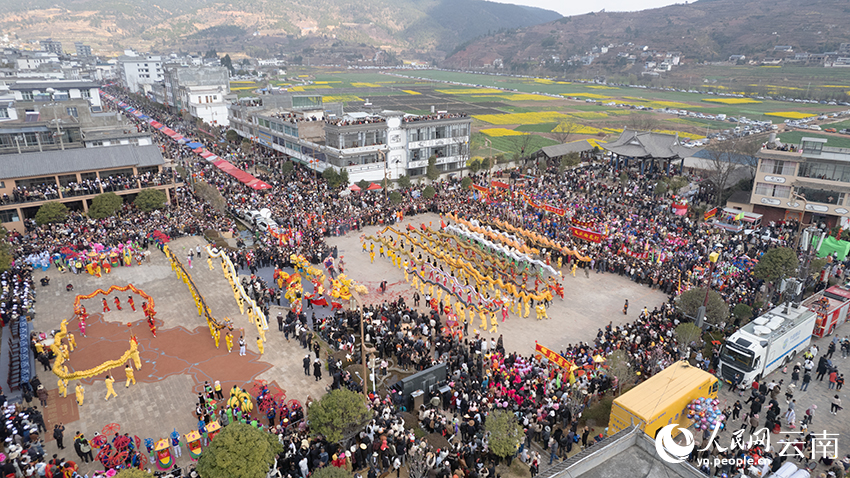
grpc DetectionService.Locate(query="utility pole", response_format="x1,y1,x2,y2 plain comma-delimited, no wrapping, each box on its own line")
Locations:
696,251,720,329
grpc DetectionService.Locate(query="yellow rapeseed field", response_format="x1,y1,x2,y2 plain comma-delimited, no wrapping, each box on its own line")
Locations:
401,90,421,95
702,98,762,105
351,82,381,88
765,111,817,119
480,128,527,137
473,111,570,125
323,95,364,103
437,88,503,95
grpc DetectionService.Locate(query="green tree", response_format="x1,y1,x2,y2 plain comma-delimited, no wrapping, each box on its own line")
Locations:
732,303,753,323
654,180,668,197
0,227,12,273
307,389,371,443
281,161,294,177
311,467,351,478
426,155,440,181
467,158,482,174
397,174,411,189
675,323,703,351
196,422,283,478
461,177,473,189
607,349,635,393
356,179,369,191
753,247,798,284
484,409,523,458
676,287,730,326
389,191,403,204
322,168,343,189
225,129,240,143
134,189,167,212
115,469,152,478
88,192,123,219
220,54,234,73
559,151,581,172
338,169,349,187
423,185,437,199
35,201,68,225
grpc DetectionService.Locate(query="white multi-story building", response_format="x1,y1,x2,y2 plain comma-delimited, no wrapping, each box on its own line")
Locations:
159,65,230,126
10,80,103,112
117,52,163,94
228,95,470,184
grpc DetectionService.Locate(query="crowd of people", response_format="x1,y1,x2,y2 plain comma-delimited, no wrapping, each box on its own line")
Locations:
2,85,846,478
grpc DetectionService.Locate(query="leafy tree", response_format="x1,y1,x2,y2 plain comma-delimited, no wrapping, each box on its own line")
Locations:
281,161,294,177
220,54,234,73
311,467,351,478
134,189,167,212
397,174,411,189
356,179,369,191
607,349,635,393
35,201,68,225
423,185,437,199
484,409,522,458
338,169,349,187
559,151,581,172
732,303,753,323
225,129,240,143
389,191,403,204
676,287,730,326
0,227,11,273
426,155,440,181
654,180,668,197
196,422,283,478
322,168,344,189
753,247,798,284
467,158,482,174
810,257,828,279
619,171,628,187
675,323,703,352
307,389,371,443
461,177,473,189
115,469,152,478
88,192,123,219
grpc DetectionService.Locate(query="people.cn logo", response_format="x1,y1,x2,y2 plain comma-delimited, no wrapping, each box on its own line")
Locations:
654,424,695,464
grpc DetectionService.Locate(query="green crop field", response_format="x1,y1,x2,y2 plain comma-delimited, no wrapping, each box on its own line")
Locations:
515,123,558,133
778,131,850,149
471,132,558,157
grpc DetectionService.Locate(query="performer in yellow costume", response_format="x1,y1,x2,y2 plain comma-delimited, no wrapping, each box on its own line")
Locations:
58,379,68,398
75,383,84,406
225,331,234,353
124,364,136,387
67,333,76,352
104,375,117,401
257,337,264,355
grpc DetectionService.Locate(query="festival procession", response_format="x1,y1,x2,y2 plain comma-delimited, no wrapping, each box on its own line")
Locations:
0,82,848,478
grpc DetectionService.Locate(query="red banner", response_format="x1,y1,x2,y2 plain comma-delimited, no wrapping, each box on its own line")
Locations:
620,245,649,260
704,207,718,221
571,218,595,229
472,184,489,195
491,180,510,189
535,343,574,371
520,192,565,216
570,226,605,243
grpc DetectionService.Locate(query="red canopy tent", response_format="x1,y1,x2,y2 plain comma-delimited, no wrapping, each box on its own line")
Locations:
367,182,382,191
349,184,361,192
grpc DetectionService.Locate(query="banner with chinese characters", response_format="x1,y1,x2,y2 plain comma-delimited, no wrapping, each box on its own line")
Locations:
620,245,649,260
571,218,595,229
703,207,718,221
490,180,510,189
535,343,574,371
570,226,605,243
472,184,489,195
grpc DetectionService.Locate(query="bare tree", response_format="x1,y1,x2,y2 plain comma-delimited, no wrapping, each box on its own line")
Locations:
703,136,760,193
627,112,658,132
512,133,536,162
607,349,636,394
552,118,577,144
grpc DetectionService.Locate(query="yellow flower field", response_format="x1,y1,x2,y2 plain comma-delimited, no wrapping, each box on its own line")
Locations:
567,111,610,119
480,128,527,137
473,111,570,125
230,86,256,91
765,111,817,119
323,95,364,103
351,82,380,88
288,86,305,92
702,98,762,105
585,85,619,90
230,81,256,84
437,88,503,95
571,93,611,99
401,90,421,95
533,79,555,84
504,94,558,101
622,97,693,109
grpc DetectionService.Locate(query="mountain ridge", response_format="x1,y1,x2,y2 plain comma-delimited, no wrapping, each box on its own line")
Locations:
0,0,561,58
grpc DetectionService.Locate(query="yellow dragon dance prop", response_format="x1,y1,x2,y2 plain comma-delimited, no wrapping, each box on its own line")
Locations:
469,215,593,262
206,246,268,342
449,215,540,256
163,245,229,341
51,319,141,382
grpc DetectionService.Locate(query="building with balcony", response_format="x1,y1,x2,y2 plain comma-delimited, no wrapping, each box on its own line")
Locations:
40,39,63,56
117,52,163,94
750,137,850,228
228,94,471,183
0,144,177,232
156,65,230,126
74,42,92,58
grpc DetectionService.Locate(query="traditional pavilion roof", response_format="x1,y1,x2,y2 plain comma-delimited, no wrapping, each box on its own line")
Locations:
602,129,693,159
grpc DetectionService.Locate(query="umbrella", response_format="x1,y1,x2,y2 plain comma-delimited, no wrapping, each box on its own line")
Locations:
186,142,203,149
349,184,361,192
367,182,382,191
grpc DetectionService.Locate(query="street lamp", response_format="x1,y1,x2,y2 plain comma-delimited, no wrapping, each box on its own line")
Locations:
792,191,810,251
377,149,388,199
696,250,720,329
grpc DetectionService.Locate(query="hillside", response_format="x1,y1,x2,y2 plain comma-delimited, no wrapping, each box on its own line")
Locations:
0,0,560,58
443,0,850,68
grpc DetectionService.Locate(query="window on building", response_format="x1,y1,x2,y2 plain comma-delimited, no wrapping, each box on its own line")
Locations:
66,107,78,118
21,91,33,101
0,108,8,119
0,210,20,223
754,182,792,198
802,140,824,155
795,186,845,205
798,161,850,183
81,89,91,99
760,159,796,175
